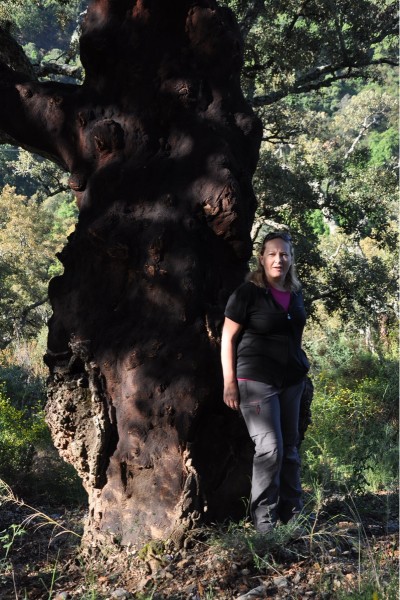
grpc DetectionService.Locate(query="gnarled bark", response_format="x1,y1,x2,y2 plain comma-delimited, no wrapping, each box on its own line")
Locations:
0,0,262,547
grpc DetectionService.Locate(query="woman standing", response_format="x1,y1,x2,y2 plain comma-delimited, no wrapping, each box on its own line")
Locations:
221,231,309,533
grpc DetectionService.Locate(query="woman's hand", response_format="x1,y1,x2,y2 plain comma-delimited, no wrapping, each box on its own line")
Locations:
223,381,240,411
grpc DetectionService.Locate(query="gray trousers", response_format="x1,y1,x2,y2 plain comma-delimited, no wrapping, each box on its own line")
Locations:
238,378,305,532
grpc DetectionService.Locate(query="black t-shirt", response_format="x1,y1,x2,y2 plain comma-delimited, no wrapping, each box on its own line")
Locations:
224,281,309,387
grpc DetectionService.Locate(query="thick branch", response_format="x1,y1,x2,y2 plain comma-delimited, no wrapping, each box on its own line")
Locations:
0,25,36,79
0,130,23,147
0,60,77,168
251,57,398,106
35,61,83,81
309,290,338,302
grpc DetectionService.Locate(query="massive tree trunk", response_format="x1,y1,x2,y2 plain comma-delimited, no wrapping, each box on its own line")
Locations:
0,0,262,547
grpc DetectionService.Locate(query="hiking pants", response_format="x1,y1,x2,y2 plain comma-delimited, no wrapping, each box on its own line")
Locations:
238,378,305,533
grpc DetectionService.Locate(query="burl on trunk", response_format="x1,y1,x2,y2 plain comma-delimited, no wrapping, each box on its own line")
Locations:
1,0,262,547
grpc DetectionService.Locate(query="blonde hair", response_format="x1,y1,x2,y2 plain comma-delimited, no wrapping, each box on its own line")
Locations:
247,232,302,292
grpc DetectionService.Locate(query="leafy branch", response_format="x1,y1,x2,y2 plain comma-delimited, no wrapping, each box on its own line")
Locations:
251,59,398,106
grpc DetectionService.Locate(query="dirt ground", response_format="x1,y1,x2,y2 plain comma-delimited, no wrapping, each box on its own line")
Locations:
0,491,398,600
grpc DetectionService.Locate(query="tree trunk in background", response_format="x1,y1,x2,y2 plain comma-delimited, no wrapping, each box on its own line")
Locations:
1,0,262,548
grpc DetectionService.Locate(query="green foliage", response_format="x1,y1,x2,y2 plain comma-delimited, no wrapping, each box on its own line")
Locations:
0,337,47,411
0,362,45,411
22,41,40,63
223,0,398,104
2,149,70,200
0,339,86,505
251,78,398,330
2,0,83,52
302,333,398,492
0,522,26,559
313,231,397,330
368,127,399,166
307,210,330,237
0,185,77,346
0,383,49,480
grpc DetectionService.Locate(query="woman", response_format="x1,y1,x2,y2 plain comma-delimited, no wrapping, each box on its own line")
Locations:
221,231,309,533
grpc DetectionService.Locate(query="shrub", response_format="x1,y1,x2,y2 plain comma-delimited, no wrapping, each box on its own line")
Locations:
0,384,50,480
0,378,87,506
302,350,398,493
0,337,47,411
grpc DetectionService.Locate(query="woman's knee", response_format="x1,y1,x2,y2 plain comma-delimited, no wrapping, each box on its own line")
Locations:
253,433,283,464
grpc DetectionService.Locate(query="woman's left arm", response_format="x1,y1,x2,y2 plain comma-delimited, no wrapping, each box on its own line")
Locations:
221,317,243,411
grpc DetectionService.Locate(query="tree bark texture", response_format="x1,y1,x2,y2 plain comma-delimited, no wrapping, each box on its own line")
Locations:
0,0,262,547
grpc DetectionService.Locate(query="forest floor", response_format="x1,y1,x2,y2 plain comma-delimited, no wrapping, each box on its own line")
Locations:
0,490,398,600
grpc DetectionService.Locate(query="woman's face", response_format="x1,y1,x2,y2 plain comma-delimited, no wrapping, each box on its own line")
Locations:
260,238,292,287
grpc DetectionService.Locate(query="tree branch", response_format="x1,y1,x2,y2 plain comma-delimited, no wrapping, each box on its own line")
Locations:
344,114,380,160
18,298,48,331
309,290,335,302
0,25,36,79
262,134,295,144
0,130,23,147
251,57,398,106
0,60,77,168
284,0,312,37
35,61,83,81
369,9,399,44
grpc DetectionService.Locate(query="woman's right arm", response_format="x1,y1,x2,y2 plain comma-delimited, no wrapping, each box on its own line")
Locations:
221,317,243,411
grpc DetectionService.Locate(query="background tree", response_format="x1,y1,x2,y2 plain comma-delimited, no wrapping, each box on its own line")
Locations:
0,184,76,348
226,0,398,344
251,80,398,334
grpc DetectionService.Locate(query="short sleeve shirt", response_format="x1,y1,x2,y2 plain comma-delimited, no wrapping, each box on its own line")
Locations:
224,282,309,387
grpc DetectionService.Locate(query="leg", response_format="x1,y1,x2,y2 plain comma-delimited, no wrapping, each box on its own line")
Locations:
238,380,282,532
278,379,305,523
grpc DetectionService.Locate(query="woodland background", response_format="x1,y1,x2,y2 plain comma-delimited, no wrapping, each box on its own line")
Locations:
0,1,398,599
